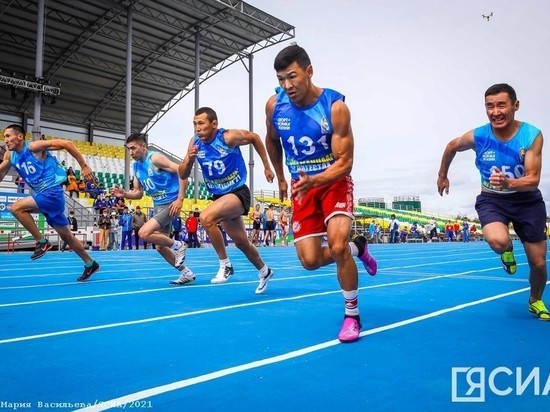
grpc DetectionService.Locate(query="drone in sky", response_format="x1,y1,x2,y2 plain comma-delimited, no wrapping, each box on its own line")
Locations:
482,12,494,21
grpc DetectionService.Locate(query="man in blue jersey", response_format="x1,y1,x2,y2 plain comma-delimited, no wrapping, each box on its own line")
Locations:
178,107,276,294
110,133,194,285
438,83,548,321
0,124,99,281
265,44,378,343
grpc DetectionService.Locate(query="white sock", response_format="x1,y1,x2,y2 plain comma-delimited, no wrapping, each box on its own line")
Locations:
171,240,183,250
259,265,269,277
343,289,359,317
179,266,192,276
220,258,231,267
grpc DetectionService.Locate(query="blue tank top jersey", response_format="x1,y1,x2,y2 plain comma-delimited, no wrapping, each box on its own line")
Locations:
10,142,66,193
194,128,247,196
271,87,344,179
133,151,180,206
474,122,541,193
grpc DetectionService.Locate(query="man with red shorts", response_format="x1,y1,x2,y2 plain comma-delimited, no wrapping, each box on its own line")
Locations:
265,44,378,343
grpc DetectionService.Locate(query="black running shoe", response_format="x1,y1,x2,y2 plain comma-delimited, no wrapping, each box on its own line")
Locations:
78,260,100,282
31,240,53,260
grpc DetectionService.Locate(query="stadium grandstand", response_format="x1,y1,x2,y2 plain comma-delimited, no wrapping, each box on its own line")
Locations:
0,0,295,250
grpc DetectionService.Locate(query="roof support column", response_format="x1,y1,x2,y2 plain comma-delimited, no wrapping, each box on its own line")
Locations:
124,7,133,191
193,30,200,202
32,0,45,142
248,53,255,205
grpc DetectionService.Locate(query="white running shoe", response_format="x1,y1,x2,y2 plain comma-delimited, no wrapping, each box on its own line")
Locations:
170,269,196,285
255,268,274,294
173,242,187,268
211,265,234,284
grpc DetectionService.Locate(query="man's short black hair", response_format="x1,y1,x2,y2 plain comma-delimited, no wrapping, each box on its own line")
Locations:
126,133,147,145
485,83,517,103
195,107,218,122
274,44,311,71
6,124,26,136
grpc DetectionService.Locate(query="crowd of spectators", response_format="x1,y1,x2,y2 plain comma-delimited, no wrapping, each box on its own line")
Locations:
364,217,481,244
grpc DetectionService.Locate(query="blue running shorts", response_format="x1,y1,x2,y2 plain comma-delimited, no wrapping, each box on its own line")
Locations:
33,187,69,227
475,189,547,243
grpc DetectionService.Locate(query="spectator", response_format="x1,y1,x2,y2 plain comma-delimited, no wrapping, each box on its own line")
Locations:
462,219,470,243
118,207,133,250
97,208,111,251
399,226,408,243
96,182,106,198
93,193,108,216
86,180,100,199
132,205,148,249
77,179,86,196
249,203,262,246
106,192,117,209
171,215,183,240
261,206,268,246
264,204,275,246
470,223,478,240
411,222,420,239
66,169,79,198
108,211,119,251
375,224,382,243
40,134,46,140
453,221,460,239
445,221,455,241
368,220,376,242
429,218,438,240
114,198,126,215
185,210,200,248
280,205,290,247
389,214,399,244
126,199,135,213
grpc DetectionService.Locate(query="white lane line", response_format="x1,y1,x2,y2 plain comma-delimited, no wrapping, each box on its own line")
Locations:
75,285,532,412
0,272,470,344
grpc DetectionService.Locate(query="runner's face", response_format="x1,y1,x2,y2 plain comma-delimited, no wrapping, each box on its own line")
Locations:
485,92,518,130
126,141,146,160
193,113,217,141
276,61,312,106
3,128,24,151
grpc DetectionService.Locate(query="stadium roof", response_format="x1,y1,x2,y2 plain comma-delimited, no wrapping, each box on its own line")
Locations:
0,0,294,134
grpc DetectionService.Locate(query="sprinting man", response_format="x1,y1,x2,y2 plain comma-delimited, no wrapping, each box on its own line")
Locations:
111,133,193,285
265,44,378,343
178,107,275,294
438,83,548,321
0,124,99,281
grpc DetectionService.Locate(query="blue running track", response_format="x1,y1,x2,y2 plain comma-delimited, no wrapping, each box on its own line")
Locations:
0,241,548,411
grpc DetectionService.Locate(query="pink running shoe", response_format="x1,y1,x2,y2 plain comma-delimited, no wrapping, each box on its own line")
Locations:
353,235,377,276
338,316,362,343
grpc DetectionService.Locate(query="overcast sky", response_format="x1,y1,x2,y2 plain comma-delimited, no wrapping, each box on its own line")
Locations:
148,0,550,219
